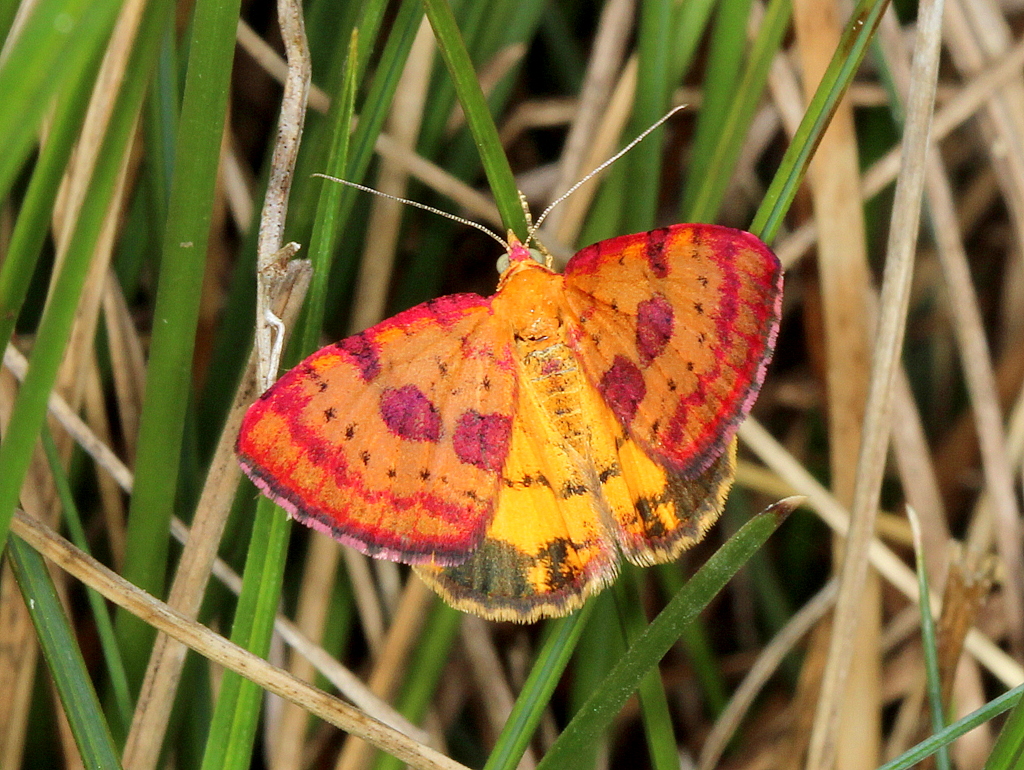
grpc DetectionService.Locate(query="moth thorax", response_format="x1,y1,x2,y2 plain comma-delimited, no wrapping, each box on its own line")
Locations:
495,262,565,348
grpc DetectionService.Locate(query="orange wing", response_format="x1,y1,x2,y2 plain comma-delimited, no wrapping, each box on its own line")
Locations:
415,400,737,623
236,295,517,565
563,224,781,476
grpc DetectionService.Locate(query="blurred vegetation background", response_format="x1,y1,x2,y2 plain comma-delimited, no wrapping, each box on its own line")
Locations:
0,0,1022,768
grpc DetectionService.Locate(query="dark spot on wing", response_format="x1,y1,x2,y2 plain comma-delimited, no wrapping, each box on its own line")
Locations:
336,334,381,381
635,294,674,365
379,385,442,442
453,410,512,471
598,356,646,424
645,228,670,277
561,481,588,499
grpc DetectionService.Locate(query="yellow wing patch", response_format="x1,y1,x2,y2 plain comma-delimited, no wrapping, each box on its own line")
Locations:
415,339,736,623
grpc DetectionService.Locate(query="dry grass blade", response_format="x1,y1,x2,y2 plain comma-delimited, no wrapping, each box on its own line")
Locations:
253,0,310,390
805,1,947,768
791,0,878,764
334,578,437,770
739,418,1023,688
276,23,436,768
9,1,1024,765
774,33,1024,269
6,311,428,761
541,0,635,236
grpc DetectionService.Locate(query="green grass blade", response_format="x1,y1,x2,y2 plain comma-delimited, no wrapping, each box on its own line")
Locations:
0,0,173,562
483,605,594,770
877,684,1024,770
8,536,122,769
200,28,361,769
911,513,951,770
301,28,360,356
199,497,291,770
0,0,120,198
566,593,620,769
116,0,247,690
749,0,890,244
620,0,671,232
683,0,791,224
655,563,729,714
41,429,133,734
680,0,753,218
985,692,1024,770
535,499,796,770
613,571,678,770
421,0,528,237
0,38,105,352
322,0,422,255
668,0,718,87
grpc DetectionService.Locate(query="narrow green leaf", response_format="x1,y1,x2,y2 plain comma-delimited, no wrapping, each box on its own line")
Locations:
324,0,423,253
41,429,133,733
877,684,1023,770
0,0,174,561
683,0,791,224
0,0,120,198
201,26,363,769
301,28,361,356
200,496,292,770
668,0,718,87
117,0,247,689
750,0,891,244
9,536,122,769
912,514,951,770
483,605,594,770
0,36,105,352
536,499,796,770
613,572,678,770
680,0,753,218
421,0,528,237
621,0,672,233
654,564,728,714
985,692,1024,770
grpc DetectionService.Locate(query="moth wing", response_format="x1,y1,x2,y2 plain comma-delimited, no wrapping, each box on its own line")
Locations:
237,294,517,565
414,377,620,623
563,223,781,476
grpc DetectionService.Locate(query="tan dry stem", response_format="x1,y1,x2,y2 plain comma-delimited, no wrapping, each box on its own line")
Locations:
791,0,879,767
254,0,311,390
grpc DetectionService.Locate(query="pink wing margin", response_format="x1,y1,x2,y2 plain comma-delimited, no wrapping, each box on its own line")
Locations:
236,293,519,565
562,223,782,476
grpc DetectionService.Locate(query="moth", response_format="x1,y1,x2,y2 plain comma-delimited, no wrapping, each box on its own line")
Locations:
237,224,782,622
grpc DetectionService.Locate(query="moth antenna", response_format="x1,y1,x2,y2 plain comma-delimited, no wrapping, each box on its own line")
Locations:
313,173,510,251
529,104,688,238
